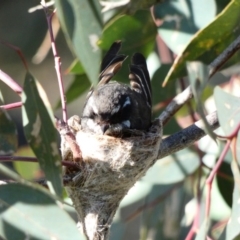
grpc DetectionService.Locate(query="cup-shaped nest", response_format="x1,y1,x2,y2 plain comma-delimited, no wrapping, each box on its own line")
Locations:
61,116,162,240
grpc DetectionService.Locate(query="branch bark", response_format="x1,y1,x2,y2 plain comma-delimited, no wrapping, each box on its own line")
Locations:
159,86,193,126
159,111,219,159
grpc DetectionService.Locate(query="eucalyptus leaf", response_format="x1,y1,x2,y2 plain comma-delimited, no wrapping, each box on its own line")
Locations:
55,0,103,85
154,0,217,55
22,72,62,197
0,108,18,155
187,61,216,141
162,0,240,85
99,10,156,57
214,86,240,135
66,59,85,75
0,183,85,240
13,147,39,180
56,74,91,108
195,219,209,240
142,148,199,184
128,0,165,13
99,10,156,83
151,64,175,117
216,161,233,208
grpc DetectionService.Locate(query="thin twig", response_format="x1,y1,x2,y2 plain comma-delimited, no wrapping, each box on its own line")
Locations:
159,86,193,126
159,33,240,127
179,78,197,123
0,156,79,170
0,102,22,110
32,14,60,64
1,41,29,71
205,140,231,217
35,175,74,187
0,156,37,162
216,122,240,140
42,1,68,123
28,0,54,13
55,117,82,163
209,34,240,78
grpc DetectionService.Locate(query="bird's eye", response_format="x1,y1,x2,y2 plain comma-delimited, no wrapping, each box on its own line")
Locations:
90,111,97,119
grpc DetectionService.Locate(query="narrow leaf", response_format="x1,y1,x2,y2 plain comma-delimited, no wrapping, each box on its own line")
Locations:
55,0,103,85
66,59,85,75
187,61,216,141
214,86,240,135
99,10,156,83
154,0,217,55
56,74,91,108
0,183,85,240
195,219,209,240
22,72,62,197
99,10,156,57
142,148,199,184
0,108,18,155
163,0,240,85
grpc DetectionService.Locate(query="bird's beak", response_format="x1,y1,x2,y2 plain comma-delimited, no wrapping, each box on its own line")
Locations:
101,124,110,134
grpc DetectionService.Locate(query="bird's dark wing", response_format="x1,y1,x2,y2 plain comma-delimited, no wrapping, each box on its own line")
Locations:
129,53,152,107
99,41,127,85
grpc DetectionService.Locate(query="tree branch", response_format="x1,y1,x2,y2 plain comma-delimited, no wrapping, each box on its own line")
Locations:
158,111,219,159
159,32,240,127
209,34,240,78
159,86,193,125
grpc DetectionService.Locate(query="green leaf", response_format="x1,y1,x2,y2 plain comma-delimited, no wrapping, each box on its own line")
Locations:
128,0,165,13
187,61,216,141
110,220,126,240
99,10,156,57
140,183,185,239
0,164,25,183
214,86,240,135
154,0,217,55
163,0,240,85
21,72,62,197
120,182,152,208
195,219,209,240
0,183,85,240
216,161,233,208
66,59,85,75
55,0,103,85
99,10,156,84
142,148,199,184
151,64,175,115
59,74,90,108
13,147,40,180
0,108,18,155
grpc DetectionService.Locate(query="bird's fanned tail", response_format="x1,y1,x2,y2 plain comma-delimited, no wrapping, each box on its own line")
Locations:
129,53,152,108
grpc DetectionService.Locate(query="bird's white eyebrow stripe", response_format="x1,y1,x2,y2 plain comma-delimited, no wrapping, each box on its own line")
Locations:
122,120,130,128
123,97,131,108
